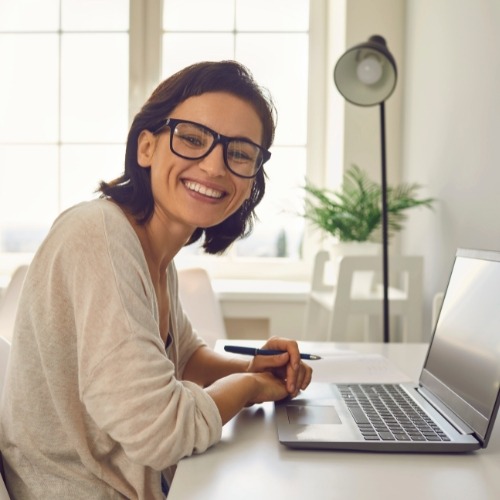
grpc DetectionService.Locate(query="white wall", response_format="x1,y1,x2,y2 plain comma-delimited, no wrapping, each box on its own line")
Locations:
401,0,500,338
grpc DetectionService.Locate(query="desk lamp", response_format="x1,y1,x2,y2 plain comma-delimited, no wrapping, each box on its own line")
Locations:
333,34,398,343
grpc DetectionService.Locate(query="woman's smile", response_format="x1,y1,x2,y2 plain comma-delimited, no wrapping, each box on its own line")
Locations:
182,179,226,200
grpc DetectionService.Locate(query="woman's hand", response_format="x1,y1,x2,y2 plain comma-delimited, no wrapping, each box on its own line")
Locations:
246,337,313,398
205,338,313,424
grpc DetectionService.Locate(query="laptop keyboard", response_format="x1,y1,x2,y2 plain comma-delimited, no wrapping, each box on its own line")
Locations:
338,384,451,442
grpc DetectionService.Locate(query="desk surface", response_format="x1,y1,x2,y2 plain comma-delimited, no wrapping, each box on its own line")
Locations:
168,342,500,500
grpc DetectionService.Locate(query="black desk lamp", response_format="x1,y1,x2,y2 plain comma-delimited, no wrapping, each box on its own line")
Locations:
333,35,398,343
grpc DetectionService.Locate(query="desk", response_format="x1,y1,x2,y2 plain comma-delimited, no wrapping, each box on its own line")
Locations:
168,341,500,500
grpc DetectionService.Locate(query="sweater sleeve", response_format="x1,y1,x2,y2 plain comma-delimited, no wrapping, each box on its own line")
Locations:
58,203,222,470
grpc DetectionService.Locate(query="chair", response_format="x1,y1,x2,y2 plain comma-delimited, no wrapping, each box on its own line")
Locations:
0,336,12,499
304,251,423,342
177,267,227,349
0,265,29,344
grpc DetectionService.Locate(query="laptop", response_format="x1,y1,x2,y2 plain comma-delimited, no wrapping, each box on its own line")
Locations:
275,248,500,452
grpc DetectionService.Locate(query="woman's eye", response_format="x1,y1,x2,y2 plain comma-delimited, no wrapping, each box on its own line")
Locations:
180,134,204,148
231,151,251,161
228,144,255,163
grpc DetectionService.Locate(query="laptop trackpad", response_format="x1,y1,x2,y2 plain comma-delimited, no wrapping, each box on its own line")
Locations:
286,405,342,425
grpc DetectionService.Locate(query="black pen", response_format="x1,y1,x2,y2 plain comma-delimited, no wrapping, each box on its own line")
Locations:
223,345,321,360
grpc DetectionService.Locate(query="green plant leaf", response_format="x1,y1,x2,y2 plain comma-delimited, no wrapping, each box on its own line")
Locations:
301,165,435,242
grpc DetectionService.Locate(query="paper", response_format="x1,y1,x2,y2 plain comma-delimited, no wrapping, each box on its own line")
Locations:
310,353,412,384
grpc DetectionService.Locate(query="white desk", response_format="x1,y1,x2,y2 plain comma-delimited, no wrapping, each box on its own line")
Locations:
168,341,500,500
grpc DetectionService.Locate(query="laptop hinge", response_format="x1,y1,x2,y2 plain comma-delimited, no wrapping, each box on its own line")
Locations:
417,387,475,436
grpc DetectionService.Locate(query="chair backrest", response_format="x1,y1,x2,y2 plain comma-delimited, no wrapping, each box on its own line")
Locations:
332,254,423,341
177,267,227,348
305,251,423,342
335,254,422,300
0,265,29,344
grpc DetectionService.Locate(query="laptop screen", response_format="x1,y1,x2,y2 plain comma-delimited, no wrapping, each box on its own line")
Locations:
420,248,500,442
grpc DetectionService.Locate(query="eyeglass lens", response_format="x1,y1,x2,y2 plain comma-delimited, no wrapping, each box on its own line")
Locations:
172,122,263,177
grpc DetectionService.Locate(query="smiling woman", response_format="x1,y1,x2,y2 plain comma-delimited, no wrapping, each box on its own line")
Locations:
0,60,313,499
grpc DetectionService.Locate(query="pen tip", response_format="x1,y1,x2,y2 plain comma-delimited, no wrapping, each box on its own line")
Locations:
310,355,322,360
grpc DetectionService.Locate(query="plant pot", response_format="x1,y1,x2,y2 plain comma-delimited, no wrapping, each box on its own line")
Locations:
329,241,381,261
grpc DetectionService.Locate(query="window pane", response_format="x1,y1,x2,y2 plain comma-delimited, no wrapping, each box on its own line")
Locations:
61,34,129,142
0,0,59,31
163,0,234,31
60,145,125,209
162,34,234,77
0,35,59,143
0,146,58,251
236,34,309,145
61,0,129,31
236,0,309,31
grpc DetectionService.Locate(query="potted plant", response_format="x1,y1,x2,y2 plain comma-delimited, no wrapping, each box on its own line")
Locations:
302,165,435,245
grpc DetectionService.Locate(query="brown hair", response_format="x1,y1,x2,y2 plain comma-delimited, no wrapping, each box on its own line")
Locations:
98,60,276,254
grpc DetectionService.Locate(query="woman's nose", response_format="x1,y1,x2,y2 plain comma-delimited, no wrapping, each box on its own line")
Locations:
199,144,227,177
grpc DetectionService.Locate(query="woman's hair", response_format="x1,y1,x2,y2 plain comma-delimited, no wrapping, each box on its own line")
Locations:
98,60,276,254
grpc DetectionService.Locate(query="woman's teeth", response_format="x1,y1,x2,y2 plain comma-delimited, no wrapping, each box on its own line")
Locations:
184,180,224,199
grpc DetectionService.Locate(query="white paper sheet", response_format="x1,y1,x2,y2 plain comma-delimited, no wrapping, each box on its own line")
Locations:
310,353,412,384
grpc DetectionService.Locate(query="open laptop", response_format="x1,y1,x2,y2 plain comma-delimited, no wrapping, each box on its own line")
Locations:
275,248,500,452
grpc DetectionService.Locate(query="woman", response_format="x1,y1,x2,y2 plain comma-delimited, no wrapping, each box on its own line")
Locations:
0,61,312,498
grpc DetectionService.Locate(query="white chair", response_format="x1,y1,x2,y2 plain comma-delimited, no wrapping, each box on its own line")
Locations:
0,265,29,344
0,336,12,499
304,251,423,342
177,267,227,348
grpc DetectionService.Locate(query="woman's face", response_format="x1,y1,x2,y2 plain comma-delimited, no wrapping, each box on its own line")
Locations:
137,91,263,233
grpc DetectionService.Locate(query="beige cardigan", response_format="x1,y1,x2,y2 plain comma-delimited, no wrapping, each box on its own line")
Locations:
0,200,222,499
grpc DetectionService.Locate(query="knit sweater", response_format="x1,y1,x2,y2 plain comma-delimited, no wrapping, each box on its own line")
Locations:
0,199,222,499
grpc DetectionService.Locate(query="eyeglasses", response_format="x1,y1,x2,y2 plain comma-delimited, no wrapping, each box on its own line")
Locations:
153,118,271,179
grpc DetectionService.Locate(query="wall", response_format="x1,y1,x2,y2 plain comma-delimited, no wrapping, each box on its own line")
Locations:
401,0,500,338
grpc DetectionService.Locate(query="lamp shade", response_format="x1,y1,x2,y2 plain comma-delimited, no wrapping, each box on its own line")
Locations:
334,35,397,107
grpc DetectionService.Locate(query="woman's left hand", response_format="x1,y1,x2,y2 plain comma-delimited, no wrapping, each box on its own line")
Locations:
246,337,313,398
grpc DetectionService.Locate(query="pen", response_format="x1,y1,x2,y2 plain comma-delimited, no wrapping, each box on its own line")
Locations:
223,345,321,360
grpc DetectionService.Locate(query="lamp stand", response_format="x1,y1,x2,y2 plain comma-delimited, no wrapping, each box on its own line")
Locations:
379,102,390,343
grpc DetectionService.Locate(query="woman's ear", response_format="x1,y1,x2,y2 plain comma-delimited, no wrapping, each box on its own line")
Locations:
137,130,157,167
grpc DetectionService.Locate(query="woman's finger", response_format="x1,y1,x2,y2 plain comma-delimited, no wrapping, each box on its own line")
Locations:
248,351,289,373
262,337,301,392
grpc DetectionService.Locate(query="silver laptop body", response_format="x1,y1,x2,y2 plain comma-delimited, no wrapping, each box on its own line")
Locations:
276,248,500,452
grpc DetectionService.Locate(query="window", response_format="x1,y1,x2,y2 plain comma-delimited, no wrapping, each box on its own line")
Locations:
0,0,327,280
0,0,128,277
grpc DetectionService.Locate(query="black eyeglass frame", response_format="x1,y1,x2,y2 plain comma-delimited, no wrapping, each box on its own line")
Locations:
152,118,271,179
